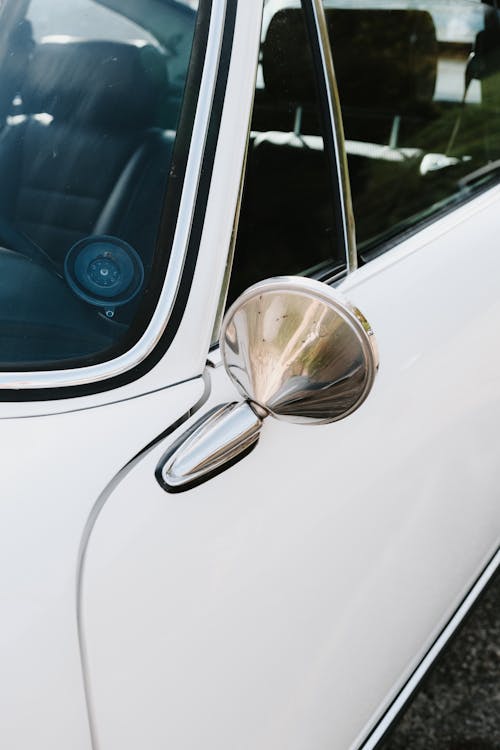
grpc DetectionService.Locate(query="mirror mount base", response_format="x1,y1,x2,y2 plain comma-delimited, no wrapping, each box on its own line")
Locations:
156,401,262,493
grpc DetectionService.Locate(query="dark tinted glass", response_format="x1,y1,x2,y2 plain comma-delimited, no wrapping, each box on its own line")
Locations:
326,0,500,255
0,0,199,369
227,0,345,309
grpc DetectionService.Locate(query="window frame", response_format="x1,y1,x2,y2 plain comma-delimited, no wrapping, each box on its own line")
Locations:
305,0,357,277
0,0,237,399
213,0,355,346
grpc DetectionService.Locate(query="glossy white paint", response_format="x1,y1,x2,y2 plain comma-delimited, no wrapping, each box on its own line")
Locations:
0,3,263,749
0,377,205,750
81,184,500,750
2,1,500,749
360,547,500,750
164,0,263,365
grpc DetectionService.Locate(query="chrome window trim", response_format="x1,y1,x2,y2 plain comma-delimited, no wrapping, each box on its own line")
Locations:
355,547,500,750
309,0,357,274
0,0,227,392
209,3,263,347
213,0,354,337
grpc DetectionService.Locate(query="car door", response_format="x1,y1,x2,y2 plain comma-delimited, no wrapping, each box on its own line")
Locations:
0,1,254,749
77,2,500,750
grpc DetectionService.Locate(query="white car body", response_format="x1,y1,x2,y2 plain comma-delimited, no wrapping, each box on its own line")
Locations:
0,1,499,749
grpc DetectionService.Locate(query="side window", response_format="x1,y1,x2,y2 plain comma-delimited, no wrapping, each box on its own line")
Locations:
327,1,500,256
0,0,201,370
226,0,346,309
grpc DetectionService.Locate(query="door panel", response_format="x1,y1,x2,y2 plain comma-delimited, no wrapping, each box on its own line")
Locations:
0,3,260,750
81,188,500,750
0,377,204,750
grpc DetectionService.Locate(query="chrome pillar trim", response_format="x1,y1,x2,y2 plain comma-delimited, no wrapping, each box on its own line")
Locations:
309,0,357,274
157,401,262,491
210,2,264,347
210,120,252,347
0,0,227,391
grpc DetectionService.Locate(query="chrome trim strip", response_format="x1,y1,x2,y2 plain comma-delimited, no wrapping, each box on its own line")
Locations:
0,0,227,391
76,370,211,749
309,0,357,273
158,401,262,491
355,547,500,750
210,1,263,346
210,103,253,346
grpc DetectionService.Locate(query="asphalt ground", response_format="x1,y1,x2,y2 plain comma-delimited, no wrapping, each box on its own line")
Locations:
379,568,500,750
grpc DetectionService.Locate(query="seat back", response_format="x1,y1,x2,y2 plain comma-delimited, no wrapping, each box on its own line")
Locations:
0,38,173,269
246,7,439,252
261,6,438,142
327,8,438,143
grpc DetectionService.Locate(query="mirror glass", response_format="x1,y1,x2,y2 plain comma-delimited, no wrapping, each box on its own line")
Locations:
220,277,378,425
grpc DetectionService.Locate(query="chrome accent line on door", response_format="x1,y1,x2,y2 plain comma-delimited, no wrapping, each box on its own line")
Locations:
0,0,227,391
209,57,260,346
355,547,500,750
309,0,357,274
76,370,212,750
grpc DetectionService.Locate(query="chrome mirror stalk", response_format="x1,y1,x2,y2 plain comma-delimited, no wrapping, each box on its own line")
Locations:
157,401,263,492
158,276,378,491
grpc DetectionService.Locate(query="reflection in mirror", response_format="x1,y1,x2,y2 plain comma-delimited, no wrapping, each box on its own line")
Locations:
160,276,379,491
221,276,378,424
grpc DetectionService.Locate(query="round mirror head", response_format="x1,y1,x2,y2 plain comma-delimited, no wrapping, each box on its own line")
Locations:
220,276,378,425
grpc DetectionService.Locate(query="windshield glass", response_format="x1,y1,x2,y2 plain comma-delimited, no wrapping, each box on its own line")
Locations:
0,0,202,370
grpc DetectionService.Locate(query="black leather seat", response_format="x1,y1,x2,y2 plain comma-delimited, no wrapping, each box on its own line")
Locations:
227,10,338,305
0,38,174,274
327,8,438,146
238,7,440,262
325,9,440,245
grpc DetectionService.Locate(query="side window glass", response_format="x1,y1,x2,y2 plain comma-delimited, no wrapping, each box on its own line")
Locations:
0,0,201,369
327,1,499,255
226,0,346,309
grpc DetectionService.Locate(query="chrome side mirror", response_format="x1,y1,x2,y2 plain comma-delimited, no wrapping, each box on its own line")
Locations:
158,276,378,491
221,276,378,424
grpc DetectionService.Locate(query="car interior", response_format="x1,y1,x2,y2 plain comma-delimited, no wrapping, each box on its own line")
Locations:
0,0,195,368
229,2,500,304
0,0,498,367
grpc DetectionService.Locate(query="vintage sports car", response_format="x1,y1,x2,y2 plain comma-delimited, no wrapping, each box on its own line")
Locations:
0,0,498,748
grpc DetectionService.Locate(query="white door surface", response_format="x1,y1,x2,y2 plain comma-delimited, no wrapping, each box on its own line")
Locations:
0,1,257,749
1,1,500,750
80,184,500,750
0,378,205,750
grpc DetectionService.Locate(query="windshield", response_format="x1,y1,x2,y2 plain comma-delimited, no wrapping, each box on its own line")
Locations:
0,0,202,371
